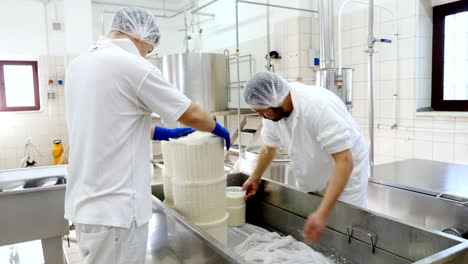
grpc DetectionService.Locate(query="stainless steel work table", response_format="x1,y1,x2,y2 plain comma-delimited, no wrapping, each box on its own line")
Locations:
370,159,468,203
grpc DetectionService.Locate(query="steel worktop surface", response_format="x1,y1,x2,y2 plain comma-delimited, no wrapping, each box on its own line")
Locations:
145,197,239,264
370,159,468,201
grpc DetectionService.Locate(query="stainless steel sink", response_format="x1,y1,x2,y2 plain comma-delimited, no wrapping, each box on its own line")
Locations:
0,166,69,264
149,173,468,263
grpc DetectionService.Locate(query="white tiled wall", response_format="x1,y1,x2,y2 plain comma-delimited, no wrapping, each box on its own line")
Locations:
272,16,320,84
0,56,68,170
339,0,468,165
239,0,468,166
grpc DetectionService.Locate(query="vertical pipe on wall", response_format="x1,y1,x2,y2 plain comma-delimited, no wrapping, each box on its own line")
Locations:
265,0,271,71
43,1,50,56
318,0,335,69
367,0,375,177
392,0,399,129
235,0,242,166
184,0,189,53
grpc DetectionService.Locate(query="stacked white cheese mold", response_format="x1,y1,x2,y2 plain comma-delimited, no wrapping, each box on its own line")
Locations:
226,187,246,227
161,132,228,244
161,142,175,207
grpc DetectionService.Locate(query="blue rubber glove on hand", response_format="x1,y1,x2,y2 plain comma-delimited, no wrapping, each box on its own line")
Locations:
153,126,195,141
211,122,231,150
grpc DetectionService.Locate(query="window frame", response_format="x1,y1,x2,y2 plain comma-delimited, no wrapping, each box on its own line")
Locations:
0,60,41,112
432,1,468,111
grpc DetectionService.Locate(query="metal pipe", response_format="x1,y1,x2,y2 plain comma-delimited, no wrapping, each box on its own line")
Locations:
192,11,216,17
92,0,179,12
367,0,375,177
235,0,242,167
94,0,202,19
184,1,190,53
392,0,399,129
191,0,219,14
43,1,50,55
229,54,252,60
237,0,318,13
164,1,201,18
338,0,353,75
224,49,231,102
265,0,271,71
249,54,252,77
318,0,335,69
376,123,468,134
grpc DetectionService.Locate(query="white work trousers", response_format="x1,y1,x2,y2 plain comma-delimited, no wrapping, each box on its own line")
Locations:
75,221,148,264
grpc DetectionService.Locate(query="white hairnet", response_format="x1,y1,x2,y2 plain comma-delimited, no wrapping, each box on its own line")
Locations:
111,7,161,47
243,72,290,109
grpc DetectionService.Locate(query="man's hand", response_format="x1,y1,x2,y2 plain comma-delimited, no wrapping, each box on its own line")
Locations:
302,149,353,242
242,177,261,199
152,126,195,141
211,121,231,150
303,211,327,242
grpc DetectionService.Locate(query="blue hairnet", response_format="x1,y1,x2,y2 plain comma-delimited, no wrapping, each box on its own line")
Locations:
111,7,161,47
243,72,290,109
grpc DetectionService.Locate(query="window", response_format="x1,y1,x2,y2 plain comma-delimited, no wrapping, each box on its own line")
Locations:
432,1,468,111
0,61,40,111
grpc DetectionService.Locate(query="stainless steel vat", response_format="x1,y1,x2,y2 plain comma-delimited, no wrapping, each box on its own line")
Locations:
316,68,353,110
162,53,228,112
239,146,297,187
149,173,468,263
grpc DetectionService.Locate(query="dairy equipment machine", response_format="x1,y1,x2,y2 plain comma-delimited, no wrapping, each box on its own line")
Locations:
315,0,353,110
162,53,228,113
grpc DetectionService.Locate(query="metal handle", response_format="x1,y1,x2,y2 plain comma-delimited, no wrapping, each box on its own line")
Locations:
436,193,468,206
378,38,392,43
346,225,377,253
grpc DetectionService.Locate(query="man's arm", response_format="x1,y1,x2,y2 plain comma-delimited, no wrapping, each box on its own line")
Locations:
243,145,278,198
317,149,353,217
177,103,216,132
151,102,230,149
150,103,216,139
303,149,353,242
251,146,278,181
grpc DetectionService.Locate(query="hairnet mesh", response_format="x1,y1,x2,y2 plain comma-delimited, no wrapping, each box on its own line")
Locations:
111,7,161,47
243,72,290,109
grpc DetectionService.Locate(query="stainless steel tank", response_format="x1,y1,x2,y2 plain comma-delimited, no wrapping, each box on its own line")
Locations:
240,146,298,188
315,68,353,110
162,53,228,112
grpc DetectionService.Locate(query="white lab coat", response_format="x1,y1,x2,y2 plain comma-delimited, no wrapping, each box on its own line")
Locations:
261,82,369,207
65,37,191,228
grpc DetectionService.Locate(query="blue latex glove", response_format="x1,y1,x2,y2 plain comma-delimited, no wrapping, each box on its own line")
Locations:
153,126,195,141
211,121,231,150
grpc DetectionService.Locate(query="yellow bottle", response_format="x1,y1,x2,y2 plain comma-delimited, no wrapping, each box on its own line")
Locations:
52,140,63,165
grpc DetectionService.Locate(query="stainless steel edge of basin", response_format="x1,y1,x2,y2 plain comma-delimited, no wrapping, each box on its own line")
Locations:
152,173,468,264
